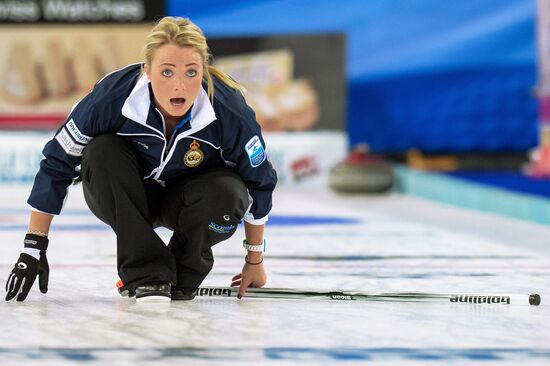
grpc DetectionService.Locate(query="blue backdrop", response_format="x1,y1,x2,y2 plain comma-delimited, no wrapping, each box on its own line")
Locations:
168,0,537,153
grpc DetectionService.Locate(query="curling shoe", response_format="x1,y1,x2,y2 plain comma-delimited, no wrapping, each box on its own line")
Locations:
135,282,171,302
171,286,198,301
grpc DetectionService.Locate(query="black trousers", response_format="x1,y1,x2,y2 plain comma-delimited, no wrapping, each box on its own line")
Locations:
81,134,248,293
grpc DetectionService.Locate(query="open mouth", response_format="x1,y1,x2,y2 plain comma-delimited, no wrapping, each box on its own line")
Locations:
170,98,186,106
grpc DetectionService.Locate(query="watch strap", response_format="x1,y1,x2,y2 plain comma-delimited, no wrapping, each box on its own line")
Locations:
243,239,266,253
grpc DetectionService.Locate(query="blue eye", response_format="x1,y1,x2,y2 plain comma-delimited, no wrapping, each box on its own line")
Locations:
162,69,173,77
186,69,197,77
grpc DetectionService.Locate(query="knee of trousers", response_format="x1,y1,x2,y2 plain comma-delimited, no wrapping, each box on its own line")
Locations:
82,134,140,179
173,174,249,230
203,174,249,221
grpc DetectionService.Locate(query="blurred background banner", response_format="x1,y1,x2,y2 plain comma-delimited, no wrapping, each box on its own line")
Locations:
0,28,343,133
0,0,164,23
209,34,345,131
0,25,152,128
1,0,538,153
0,0,165,128
171,0,537,153
537,0,550,145
0,7,346,131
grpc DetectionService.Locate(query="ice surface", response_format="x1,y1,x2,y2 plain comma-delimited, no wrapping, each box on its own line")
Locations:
0,183,549,365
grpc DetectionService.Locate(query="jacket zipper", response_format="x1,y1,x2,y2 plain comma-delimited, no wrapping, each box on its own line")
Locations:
154,107,169,160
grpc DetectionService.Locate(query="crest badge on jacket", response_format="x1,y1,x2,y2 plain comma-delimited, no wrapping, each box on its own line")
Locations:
184,140,204,167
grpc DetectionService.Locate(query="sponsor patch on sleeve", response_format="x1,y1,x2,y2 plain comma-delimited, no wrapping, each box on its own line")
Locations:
55,129,85,157
245,135,266,167
66,119,92,144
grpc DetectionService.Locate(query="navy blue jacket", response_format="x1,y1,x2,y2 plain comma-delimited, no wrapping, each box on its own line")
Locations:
28,63,277,224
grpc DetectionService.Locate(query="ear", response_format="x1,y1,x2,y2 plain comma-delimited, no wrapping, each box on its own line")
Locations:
143,63,150,78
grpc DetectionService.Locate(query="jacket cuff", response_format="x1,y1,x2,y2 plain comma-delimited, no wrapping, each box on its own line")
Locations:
243,212,268,225
30,206,57,216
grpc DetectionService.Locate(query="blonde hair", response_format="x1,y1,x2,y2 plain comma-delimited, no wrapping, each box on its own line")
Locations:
142,16,243,101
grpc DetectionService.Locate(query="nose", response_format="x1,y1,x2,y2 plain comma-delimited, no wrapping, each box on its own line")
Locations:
174,76,186,91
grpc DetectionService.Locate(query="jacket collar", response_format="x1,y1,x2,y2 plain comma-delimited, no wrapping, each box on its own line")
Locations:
121,72,217,130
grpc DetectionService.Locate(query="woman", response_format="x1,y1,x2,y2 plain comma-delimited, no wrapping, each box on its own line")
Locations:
5,17,277,302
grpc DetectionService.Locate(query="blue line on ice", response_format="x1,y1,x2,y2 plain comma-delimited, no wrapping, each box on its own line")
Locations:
0,347,549,361
0,215,359,231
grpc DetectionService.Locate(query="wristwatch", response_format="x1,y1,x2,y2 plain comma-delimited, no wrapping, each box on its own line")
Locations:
243,239,266,253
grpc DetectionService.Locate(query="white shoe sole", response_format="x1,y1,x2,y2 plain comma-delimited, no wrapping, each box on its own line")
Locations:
135,295,171,303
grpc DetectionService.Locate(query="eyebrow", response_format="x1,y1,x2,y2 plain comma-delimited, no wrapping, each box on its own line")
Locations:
160,62,199,67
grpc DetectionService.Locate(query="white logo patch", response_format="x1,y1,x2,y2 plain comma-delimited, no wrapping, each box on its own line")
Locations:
245,135,266,167
55,129,85,157
66,119,92,144
17,262,27,270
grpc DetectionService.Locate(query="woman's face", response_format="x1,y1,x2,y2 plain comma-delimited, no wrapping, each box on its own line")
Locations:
144,44,204,121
